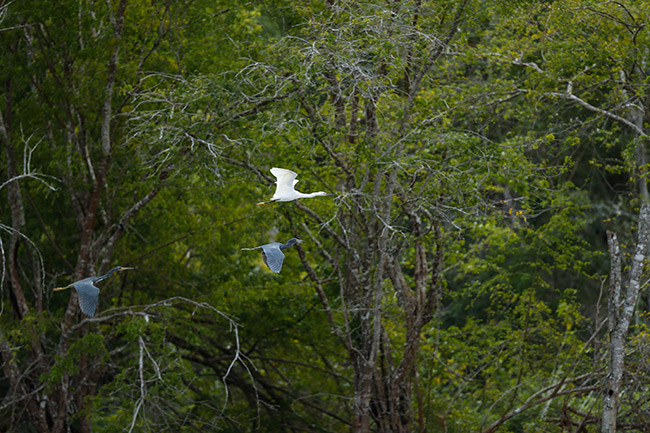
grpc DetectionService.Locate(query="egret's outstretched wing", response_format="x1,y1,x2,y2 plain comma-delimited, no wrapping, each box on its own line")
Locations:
73,281,100,317
261,243,285,273
271,168,299,197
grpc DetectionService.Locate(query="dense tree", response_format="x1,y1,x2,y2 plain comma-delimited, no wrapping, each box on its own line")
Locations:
477,2,650,431
147,1,608,432
2,1,650,432
0,1,243,431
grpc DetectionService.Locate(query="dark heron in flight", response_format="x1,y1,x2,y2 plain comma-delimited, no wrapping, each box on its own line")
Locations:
242,238,303,273
257,168,328,205
53,266,133,317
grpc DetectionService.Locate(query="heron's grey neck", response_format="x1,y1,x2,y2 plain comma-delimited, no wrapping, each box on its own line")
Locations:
96,266,120,282
280,241,297,250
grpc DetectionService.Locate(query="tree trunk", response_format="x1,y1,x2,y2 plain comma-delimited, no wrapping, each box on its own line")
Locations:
602,203,650,433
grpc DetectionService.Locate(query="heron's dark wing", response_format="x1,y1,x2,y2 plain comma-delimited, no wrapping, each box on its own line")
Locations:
261,243,285,273
73,281,100,317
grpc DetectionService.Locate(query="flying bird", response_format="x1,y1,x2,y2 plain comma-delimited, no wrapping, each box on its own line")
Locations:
257,167,328,205
53,266,134,317
241,238,303,273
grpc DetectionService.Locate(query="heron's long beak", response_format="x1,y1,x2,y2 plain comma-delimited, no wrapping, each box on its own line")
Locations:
296,239,304,244
119,267,134,271
53,285,72,292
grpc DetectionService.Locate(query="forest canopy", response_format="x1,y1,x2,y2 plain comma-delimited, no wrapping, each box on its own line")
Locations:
1,1,650,432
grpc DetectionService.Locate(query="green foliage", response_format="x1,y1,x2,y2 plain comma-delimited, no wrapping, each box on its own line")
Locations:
45,333,109,391
3,0,650,432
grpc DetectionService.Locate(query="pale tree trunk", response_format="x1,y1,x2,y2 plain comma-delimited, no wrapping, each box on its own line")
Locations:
1,76,53,432
602,62,650,431
602,203,650,433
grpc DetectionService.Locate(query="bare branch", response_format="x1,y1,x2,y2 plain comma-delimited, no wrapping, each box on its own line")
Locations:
546,90,648,138
482,374,599,433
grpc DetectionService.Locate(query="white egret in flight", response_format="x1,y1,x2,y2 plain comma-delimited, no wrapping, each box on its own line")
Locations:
257,167,328,205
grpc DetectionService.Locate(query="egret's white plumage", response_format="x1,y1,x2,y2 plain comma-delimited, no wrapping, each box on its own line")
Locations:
257,167,328,205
